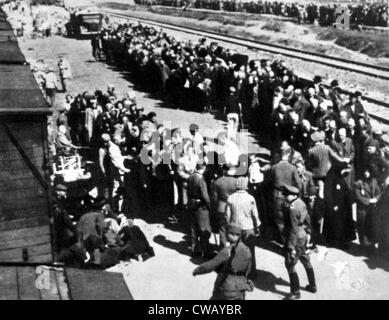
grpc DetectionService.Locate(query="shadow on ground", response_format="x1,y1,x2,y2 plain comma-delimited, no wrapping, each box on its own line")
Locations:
252,269,289,298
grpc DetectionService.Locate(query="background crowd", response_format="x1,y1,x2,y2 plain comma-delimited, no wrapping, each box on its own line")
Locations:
47,18,389,273
145,0,389,27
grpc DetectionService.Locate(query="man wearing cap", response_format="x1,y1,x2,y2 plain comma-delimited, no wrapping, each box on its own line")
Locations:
211,164,238,247
282,184,317,300
270,146,302,243
342,92,368,122
307,131,348,191
53,184,77,252
329,80,341,112
225,177,260,279
193,223,252,300
364,139,389,187
187,163,213,258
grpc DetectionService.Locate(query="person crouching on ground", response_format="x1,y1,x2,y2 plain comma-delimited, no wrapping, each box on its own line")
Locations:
192,223,253,300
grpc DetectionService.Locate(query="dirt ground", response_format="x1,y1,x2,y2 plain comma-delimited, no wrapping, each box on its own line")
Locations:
16,30,389,300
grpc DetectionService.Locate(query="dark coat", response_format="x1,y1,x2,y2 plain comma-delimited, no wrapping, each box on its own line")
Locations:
354,178,381,243
187,171,212,233
270,160,302,191
293,96,310,118
342,102,367,121
365,153,389,186
331,137,355,189
283,197,311,250
323,168,355,243
211,175,238,214
77,210,106,241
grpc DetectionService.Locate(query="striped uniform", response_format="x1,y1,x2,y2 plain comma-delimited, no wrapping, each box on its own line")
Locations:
308,143,344,179
225,190,260,231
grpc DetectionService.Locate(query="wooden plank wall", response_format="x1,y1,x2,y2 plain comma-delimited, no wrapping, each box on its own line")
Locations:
0,266,69,300
0,122,53,263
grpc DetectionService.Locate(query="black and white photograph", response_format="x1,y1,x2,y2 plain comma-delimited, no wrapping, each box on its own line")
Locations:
0,0,388,304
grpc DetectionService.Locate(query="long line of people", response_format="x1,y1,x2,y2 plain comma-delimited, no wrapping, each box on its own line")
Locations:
147,0,389,28
52,21,389,274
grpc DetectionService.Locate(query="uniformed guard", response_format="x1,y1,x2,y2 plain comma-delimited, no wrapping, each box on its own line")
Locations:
187,162,213,258
282,184,317,300
192,223,253,300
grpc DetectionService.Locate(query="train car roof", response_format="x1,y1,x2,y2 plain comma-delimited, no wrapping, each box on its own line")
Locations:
0,64,50,115
0,20,12,30
0,40,26,63
0,28,17,41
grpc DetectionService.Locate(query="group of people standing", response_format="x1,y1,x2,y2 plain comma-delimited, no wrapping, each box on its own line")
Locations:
49,18,389,300
152,0,389,27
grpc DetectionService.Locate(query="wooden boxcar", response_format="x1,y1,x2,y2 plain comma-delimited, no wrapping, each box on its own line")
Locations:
0,11,54,263
0,263,134,300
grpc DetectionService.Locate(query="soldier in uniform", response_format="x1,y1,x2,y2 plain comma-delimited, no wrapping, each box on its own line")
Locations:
187,163,213,258
192,223,253,300
211,164,238,247
270,147,302,243
282,184,317,300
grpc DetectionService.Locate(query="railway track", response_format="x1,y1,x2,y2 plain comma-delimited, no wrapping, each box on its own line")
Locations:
102,9,389,125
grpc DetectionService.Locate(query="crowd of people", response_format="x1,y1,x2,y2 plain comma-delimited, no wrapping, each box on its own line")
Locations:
147,0,389,27
50,18,389,299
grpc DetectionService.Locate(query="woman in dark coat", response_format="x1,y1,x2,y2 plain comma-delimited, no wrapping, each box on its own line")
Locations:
354,167,381,252
378,183,389,257
323,166,356,249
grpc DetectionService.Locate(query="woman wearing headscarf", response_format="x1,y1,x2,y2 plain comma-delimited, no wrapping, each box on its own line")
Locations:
354,167,381,254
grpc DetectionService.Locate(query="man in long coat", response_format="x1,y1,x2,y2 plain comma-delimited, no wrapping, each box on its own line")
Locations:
187,163,213,258
331,128,355,190
354,167,381,252
211,164,238,247
269,148,302,243
282,184,317,300
323,166,356,249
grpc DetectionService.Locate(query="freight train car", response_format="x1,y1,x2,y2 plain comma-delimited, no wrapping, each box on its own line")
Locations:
0,8,54,263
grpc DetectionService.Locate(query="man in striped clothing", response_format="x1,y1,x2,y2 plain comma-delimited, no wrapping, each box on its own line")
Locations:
225,177,260,279
307,131,349,198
